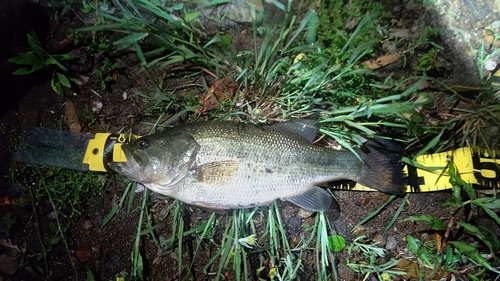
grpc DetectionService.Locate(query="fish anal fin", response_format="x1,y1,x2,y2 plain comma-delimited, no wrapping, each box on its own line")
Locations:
196,160,239,185
268,114,320,143
281,186,332,212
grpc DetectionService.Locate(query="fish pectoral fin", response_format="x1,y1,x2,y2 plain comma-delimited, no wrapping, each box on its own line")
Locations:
190,202,229,214
281,187,332,212
195,160,239,185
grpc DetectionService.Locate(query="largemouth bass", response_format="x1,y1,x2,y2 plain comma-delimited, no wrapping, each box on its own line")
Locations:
111,116,405,212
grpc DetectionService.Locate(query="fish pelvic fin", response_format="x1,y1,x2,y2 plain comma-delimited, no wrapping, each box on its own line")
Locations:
357,139,407,195
281,186,332,211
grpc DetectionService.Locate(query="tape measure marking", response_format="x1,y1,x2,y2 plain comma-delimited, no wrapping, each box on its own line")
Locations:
472,149,500,187
405,165,425,193
327,147,500,192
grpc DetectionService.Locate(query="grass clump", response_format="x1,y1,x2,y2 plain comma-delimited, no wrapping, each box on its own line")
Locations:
15,166,103,218
346,235,405,280
77,0,425,138
11,165,104,279
83,0,430,280
134,200,341,280
78,0,223,73
14,0,500,280
316,0,389,63
398,160,500,280
9,33,76,96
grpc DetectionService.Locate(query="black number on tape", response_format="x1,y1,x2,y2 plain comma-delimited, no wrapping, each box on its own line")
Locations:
472,151,500,187
405,165,425,192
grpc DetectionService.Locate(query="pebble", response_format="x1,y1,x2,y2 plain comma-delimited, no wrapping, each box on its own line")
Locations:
82,220,93,230
385,235,398,251
337,263,355,281
0,254,19,275
287,216,302,233
372,233,387,247
491,21,500,29
351,225,365,236
297,208,314,219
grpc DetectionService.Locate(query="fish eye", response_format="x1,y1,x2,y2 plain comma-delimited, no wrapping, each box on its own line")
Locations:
136,139,149,149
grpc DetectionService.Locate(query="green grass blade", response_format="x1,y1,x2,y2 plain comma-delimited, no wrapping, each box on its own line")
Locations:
384,193,410,233
352,195,397,231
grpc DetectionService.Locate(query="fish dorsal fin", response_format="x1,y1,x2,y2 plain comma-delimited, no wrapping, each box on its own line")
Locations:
268,114,320,143
195,160,239,185
281,186,332,212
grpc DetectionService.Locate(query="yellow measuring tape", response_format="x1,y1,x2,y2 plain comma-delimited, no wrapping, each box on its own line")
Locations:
331,147,500,192
83,133,138,172
83,133,500,192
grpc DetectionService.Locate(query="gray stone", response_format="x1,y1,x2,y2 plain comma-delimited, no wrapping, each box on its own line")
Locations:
0,254,20,276
385,235,398,251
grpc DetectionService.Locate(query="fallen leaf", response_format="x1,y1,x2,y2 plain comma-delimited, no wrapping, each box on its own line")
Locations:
75,247,93,263
396,259,449,279
435,231,442,253
395,259,420,279
293,53,306,64
361,53,400,70
449,85,481,93
64,99,81,132
483,30,500,47
0,195,11,206
198,77,239,114
51,38,75,53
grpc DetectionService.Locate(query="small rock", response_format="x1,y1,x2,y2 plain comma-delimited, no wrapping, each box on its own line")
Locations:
90,100,103,113
75,247,93,263
382,40,397,53
0,254,19,275
491,20,500,29
287,216,302,233
337,263,355,281
198,0,264,23
82,220,93,230
351,225,365,236
48,211,57,219
386,235,398,251
297,208,314,219
373,234,387,248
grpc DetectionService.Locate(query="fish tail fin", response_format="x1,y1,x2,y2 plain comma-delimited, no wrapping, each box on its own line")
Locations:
356,139,407,195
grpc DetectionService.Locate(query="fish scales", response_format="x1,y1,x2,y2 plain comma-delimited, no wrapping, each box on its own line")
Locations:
111,117,406,212
173,122,362,208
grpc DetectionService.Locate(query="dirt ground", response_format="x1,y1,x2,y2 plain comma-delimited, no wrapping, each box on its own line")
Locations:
0,0,499,280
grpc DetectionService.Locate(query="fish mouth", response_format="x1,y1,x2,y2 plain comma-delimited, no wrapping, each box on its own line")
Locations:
121,144,149,166
110,145,163,184
110,159,135,177
111,159,149,183
131,151,148,167
110,145,145,178
110,161,126,174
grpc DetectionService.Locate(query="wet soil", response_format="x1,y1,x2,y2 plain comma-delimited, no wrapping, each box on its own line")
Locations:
0,0,499,281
